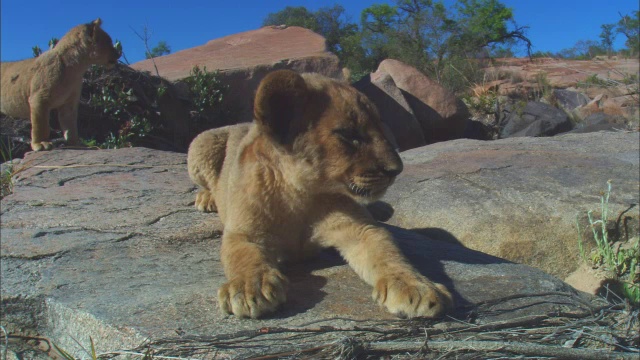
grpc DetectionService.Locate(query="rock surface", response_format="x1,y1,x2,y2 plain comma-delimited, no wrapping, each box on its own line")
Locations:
130,26,340,82
487,57,639,90
353,73,426,151
553,89,590,111
499,101,574,138
130,26,343,123
1,147,600,358
569,112,629,134
375,59,470,144
380,131,640,278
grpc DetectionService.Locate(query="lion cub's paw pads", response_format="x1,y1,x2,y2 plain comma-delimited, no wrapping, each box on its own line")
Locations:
374,275,453,319
31,141,54,152
195,190,217,212
218,268,288,319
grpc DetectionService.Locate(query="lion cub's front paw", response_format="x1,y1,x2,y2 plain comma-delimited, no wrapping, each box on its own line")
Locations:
218,267,288,319
31,141,53,151
373,274,453,319
195,189,217,212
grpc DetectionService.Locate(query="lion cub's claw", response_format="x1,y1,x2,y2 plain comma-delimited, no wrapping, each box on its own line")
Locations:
218,268,288,319
195,189,217,212
374,275,453,319
31,141,54,152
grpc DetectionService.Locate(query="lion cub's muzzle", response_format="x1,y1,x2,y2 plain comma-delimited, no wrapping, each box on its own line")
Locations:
106,48,121,68
348,152,403,202
349,161,403,201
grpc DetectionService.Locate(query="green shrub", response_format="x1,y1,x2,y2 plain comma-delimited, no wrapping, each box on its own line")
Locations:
531,72,553,101
88,76,153,149
463,91,498,116
183,65,227,117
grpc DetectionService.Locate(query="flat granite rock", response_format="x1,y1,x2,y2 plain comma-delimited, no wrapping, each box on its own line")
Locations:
1,147,604,358
381,131,640,279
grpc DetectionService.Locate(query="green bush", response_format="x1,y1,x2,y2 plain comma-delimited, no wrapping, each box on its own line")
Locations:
184,65,227,117
87,70,154,149
463,91,498,116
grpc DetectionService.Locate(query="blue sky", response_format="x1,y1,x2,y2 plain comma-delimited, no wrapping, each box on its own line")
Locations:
1,1,637,63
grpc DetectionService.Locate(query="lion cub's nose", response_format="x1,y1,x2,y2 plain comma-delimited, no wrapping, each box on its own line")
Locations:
382,162,403,177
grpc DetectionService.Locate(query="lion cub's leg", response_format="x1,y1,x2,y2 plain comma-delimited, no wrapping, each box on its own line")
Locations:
28,97,53,151
187,129,229,213
58,98,80,146
218,232,288,318
316,206,453,318
194,189,217,212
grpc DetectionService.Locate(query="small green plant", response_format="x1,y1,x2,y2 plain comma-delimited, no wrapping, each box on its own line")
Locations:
49,37,59,49
184,65,227,117
80,138,99,148
52,337,98,360
530,71,553,101
113,39,123,59
0,139,15,199
509,72,524,84
101,116,152,149
621,72,639,85
578,73,609,88
577,181,640,305
32,45,42,57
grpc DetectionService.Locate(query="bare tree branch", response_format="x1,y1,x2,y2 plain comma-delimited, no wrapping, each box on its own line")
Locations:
131,24,161,77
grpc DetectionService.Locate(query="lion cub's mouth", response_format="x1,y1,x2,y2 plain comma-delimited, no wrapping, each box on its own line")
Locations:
347,178,393,200
349,182,374,197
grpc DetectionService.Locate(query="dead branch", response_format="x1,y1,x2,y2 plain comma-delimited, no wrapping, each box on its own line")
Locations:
368,339,639,359
131,24,161,77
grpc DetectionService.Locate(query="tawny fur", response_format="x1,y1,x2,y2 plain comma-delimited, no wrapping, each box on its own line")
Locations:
188,70,453,319
0,19,120,151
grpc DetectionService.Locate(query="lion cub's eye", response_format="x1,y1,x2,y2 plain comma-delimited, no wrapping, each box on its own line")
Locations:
333,128,361,148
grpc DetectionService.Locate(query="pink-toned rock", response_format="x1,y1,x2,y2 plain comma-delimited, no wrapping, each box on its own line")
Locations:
353,72,426,151
375,59,470,143
131,26,340,81
487,57,640,91
131,26,342,123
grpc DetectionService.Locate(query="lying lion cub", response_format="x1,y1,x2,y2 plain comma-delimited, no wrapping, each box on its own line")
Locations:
188,70,453,319
0,19,120,151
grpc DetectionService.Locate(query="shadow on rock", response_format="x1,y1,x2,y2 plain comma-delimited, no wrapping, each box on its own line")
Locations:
276,249,345,318
366,201,395,222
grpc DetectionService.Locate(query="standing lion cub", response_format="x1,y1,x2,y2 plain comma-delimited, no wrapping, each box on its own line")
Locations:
188,70,453,319
1,19,120,151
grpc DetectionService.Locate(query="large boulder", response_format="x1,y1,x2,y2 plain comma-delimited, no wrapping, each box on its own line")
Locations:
380,131,640,278
375,59,470,144
569,112,629,134
353,73,426,151
1,147,601,359
499,101,573,138
553,89,590,111
131,26,343,123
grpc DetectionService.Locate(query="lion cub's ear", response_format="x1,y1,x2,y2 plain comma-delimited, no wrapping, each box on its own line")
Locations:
87,18,103,39
254,70,308,144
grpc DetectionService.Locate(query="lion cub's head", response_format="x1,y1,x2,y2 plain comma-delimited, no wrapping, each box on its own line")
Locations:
253,70,403,203
61,18,121,67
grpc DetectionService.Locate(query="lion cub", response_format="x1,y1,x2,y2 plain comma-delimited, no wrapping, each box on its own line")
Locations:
188,70,452,319
0,19,120,151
